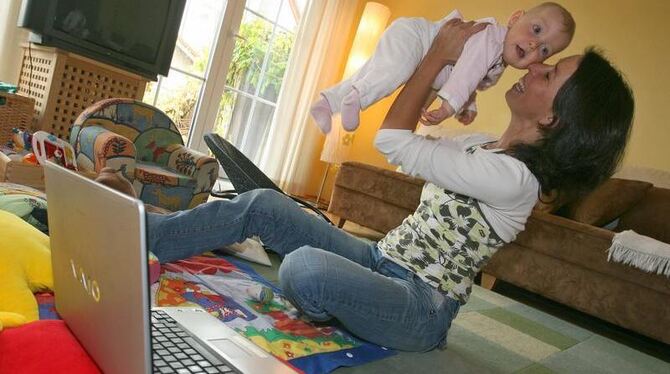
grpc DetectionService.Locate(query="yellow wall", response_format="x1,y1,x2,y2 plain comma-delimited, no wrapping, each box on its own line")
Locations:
309,0,670,199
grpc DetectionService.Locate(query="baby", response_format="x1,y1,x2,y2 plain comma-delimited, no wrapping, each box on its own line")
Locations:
311,2,575,133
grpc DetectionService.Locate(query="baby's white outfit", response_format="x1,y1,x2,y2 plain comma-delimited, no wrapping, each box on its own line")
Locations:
321,10,507,115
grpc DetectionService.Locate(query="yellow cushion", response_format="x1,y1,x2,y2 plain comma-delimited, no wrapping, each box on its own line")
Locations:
0,210,52,330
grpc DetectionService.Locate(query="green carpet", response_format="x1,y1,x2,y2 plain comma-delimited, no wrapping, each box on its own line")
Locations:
247,254,670,374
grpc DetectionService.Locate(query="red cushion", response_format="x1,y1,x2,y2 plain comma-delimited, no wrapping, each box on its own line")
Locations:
0,320,100,374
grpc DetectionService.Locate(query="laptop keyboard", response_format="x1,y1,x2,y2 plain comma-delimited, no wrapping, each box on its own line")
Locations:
151,310,238,374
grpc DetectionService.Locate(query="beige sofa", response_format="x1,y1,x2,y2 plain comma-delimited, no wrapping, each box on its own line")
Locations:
328,161,670,345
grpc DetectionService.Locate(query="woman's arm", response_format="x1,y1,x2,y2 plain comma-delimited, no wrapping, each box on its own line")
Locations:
380,19,487,130
373,19,537,208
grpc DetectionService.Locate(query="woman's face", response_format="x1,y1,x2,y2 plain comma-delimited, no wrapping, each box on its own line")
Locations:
506,55,582,124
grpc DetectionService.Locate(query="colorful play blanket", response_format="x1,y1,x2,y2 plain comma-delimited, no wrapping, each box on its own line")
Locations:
38,254,394,374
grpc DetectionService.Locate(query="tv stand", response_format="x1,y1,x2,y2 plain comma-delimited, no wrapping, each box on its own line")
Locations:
16,44,148,140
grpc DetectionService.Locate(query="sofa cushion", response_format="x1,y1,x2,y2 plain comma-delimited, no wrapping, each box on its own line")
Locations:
562,178,652,227
618,187,670,244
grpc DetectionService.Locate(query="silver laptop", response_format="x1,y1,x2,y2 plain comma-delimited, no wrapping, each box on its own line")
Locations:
44,162,297,374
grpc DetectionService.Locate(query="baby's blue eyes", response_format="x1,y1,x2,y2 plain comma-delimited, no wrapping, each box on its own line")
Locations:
531,24,549,56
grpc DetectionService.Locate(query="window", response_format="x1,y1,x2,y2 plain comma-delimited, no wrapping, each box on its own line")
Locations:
143,0,307,165
143,0,225,144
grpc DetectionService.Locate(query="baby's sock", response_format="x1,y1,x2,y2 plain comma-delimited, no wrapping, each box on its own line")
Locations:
340,89,361,131
310,96,333,134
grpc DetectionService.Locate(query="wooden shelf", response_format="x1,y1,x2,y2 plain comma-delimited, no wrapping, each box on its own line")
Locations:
16,44,148,140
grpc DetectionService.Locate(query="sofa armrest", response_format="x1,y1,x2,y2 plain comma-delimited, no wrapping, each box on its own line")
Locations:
73,126,136,179
495,211,670,295
166,144,218,192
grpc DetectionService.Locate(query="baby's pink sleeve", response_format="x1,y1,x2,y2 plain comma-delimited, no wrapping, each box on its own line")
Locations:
437,23,506,113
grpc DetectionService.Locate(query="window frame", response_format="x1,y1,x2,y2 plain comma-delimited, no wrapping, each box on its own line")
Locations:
186,0,247,153
147,0,305,167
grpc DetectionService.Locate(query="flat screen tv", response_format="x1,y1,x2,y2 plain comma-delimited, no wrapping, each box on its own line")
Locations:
18,0,186,81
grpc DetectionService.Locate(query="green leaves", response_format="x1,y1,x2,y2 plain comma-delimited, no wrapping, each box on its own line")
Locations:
226,19,295,100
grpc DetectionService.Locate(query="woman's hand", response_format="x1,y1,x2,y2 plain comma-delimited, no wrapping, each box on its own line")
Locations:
380,19,487,131
427,18,489,67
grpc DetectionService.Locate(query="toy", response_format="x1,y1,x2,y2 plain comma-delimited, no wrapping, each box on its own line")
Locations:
31,131,77,170
246,284,274,305
0,210,53,330
9,128,32,152
22,152,38,165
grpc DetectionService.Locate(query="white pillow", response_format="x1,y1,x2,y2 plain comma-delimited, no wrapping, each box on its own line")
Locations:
221,236,272,266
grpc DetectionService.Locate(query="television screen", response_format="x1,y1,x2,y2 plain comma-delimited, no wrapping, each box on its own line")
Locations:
18,0,186,81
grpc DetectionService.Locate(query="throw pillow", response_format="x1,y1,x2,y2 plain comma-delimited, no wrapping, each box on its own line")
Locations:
0,320,99,373
218,237,272,266
563,178,653,227
0,183,48,233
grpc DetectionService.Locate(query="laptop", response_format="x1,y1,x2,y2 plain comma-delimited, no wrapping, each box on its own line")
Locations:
44,162,298,374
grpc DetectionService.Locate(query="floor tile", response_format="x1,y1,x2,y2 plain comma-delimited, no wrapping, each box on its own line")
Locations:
505,303,593,342
446,323,534,373
515,363,556,374
478,308,579,350
454,312,560,362
542,335,670,374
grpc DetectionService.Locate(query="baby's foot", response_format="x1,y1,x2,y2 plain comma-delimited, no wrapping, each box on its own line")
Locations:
340,89,361,131
310,97,333,134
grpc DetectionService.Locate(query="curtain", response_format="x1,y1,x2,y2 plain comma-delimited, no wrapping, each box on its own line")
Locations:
258,0,361,195
0,0,29,84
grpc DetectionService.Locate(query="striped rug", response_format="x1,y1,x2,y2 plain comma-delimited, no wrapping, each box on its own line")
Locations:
337,286,670,373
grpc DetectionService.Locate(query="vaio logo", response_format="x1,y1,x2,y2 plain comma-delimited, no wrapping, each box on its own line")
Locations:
70,259,101,302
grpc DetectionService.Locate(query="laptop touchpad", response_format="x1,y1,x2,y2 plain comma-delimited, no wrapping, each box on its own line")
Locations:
209,338,251,358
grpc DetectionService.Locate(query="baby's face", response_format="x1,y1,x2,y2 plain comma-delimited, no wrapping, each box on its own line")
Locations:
502,7,572,69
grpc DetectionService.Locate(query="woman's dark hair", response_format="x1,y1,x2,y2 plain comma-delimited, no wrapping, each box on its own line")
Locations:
510,47,634,201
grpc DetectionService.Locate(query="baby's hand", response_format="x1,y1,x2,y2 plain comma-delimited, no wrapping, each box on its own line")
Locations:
456,110,477,125
420,103,455,126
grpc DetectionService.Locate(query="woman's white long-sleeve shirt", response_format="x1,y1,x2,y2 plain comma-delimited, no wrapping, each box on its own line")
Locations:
373,129,539,303
374,129,539,243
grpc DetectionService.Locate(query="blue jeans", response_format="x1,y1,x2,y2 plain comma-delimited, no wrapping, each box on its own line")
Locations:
146,189,460,351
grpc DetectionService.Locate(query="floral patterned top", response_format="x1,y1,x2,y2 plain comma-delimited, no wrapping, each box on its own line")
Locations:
374,130,539,304
377,182,504,304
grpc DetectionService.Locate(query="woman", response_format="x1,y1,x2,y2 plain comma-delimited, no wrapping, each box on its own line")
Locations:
144,19,634,352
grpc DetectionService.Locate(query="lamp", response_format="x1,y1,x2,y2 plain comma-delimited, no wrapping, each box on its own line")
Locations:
316,2,391,206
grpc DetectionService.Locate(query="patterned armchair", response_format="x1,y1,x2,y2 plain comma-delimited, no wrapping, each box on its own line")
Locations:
69,98,218,211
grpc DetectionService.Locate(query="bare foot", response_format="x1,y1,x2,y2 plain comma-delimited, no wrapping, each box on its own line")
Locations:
95,167,173,214
95,167,137,198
